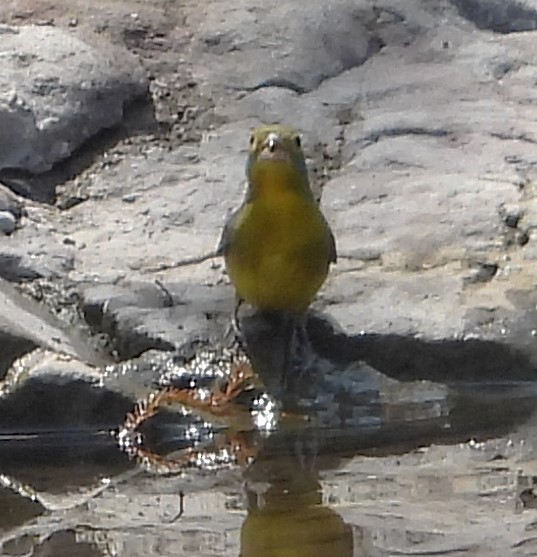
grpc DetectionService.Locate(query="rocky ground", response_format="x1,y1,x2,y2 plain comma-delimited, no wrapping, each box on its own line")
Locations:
3,0,537,554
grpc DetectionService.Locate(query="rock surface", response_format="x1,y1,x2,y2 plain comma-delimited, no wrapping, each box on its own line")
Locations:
2,0,537,554
0,24,147,175
0,183,24,235
0,279,107,377
1,0,537,371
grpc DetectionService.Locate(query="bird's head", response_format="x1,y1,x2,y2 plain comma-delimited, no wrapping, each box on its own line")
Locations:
246,124,310,197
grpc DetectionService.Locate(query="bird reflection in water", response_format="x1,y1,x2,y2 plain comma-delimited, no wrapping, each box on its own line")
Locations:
240,459,354,557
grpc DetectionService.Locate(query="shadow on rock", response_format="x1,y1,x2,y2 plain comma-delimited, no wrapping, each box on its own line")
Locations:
449,0,537,34
0,96,157,205
233,310,537,458
307,314,537,383
2,528,103,557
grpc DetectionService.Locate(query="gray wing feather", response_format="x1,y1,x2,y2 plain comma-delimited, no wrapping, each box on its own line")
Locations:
323,214,337,264
216,207,241,256
328,226,337,264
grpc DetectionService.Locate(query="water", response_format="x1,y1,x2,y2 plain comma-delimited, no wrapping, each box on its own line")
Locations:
1,373,536,556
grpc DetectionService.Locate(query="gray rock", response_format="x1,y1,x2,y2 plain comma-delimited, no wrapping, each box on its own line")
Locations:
0,24,147,174
0,248,43,282
0,349,103,398
5,0,536,375
0,278,107,376
2,1,537,555
0,182,23,218
0,241,74,283
0,2,537,379
450,0,537,33
0,211,16,235
80,281,232,359
189,0,383,93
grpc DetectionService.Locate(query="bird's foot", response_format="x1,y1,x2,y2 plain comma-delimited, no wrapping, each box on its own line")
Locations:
291,318,317,373
279,317,317,399
224,297,247,346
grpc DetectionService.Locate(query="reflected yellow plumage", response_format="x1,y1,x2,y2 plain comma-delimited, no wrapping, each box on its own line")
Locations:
240,474,353,557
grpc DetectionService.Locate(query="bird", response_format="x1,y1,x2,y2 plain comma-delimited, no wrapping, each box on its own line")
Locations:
240,469,353,557
217,124,336,388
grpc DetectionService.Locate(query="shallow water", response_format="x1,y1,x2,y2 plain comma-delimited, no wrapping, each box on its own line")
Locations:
1,375,537,556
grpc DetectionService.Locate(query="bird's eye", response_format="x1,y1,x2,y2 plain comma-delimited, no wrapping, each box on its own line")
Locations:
249,135,255,147
294,135,301,148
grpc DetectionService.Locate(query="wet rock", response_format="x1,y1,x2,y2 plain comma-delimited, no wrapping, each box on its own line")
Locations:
0,24,148,176
0,348,135,505
1,437,536,557
0,350,132,441
0,349,103,397
5,531,101,557
0,486,44,533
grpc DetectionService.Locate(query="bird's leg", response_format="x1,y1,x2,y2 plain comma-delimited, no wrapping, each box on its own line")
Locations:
232,295,244,336
280,312,318,394
293,313,317,371
280,313,297,395
225,295,246,343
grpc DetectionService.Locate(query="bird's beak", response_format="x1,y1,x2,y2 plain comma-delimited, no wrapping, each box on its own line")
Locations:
266,133,278,153
259,133,289,161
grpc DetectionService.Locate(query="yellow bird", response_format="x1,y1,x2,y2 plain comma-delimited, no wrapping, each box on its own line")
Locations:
217,123,336,330
240,474,353,557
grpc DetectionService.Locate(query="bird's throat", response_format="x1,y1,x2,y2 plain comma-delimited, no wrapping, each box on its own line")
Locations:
249,160,309,202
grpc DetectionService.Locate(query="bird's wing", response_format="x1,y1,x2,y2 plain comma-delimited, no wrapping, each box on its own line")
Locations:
216,205,242,256
328,226,337,264
323,214,337,264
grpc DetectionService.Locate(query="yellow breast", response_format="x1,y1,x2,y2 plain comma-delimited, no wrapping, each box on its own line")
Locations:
225,184,332,313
